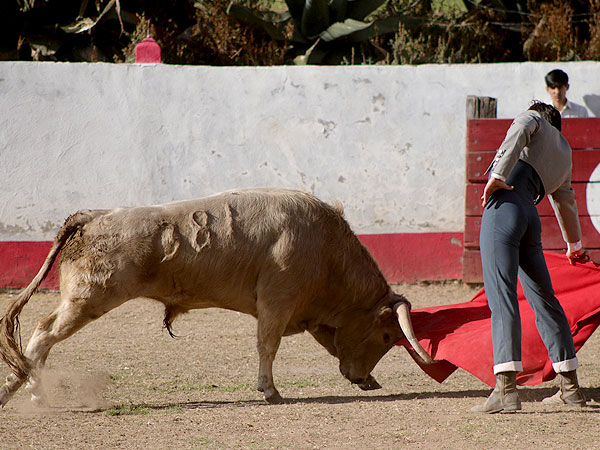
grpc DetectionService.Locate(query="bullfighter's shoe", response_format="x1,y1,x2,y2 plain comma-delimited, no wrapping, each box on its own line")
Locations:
542,370,586,407
471,371,521,414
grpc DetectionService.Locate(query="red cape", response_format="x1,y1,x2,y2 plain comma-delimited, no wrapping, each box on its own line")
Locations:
396,252,600,387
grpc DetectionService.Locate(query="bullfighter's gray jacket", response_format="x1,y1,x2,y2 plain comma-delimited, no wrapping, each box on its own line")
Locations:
489,109,581,244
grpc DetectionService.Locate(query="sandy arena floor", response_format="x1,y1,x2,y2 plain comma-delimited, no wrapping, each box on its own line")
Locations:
1,283,600,449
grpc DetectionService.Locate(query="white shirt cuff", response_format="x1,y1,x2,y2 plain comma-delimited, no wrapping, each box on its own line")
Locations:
491,173,506,182
567,241,582,252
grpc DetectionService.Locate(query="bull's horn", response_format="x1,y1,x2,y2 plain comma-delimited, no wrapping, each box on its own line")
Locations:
394,302,433,364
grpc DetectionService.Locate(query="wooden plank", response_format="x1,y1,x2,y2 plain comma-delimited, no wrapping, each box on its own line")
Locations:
462,248,600,284
467,149,600,183
463,216,482,248
466,152,494,182
465,184,485,216
465,183,591,217
464,215,600,249
573,150,600,181
467,118,600,153
563,118,600,149
466,119,511,152
462,248,484,284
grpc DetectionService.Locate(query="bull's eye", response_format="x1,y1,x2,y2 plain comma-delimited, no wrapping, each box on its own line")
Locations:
383,333,391,344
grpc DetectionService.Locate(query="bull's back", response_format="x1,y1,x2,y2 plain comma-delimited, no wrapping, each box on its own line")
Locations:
58,189,357,310
161,189,345,286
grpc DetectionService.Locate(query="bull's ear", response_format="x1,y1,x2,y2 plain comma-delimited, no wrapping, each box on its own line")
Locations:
377,306,395,322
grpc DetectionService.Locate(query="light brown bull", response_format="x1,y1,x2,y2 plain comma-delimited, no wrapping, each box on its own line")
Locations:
0,188,431,407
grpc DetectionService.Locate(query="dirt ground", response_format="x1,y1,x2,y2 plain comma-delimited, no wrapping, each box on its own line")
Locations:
1,283,600,450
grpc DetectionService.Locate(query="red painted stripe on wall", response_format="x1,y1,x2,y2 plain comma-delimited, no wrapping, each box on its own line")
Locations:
0,233,464,290
0,241,59,290
358,233,464,283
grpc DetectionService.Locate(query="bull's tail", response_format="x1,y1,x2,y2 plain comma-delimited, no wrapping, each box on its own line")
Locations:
0,210,103,380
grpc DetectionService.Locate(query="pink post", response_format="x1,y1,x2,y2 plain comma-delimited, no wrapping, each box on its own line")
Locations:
135,37,161,63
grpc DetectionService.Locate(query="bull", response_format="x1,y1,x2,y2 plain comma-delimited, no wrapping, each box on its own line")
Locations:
0,188,431,407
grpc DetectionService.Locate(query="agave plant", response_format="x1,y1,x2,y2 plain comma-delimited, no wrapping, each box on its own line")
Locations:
229,0,407,64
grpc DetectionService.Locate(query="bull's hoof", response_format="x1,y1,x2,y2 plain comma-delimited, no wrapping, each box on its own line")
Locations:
358,375,382,391
264,391,284,404
26,380,49,408
30,392,49,408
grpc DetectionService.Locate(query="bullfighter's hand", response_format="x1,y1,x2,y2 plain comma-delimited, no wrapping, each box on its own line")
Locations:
481,177,514,207
566,247,591,266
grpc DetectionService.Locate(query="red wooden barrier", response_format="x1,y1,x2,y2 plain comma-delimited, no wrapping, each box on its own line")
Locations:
463,117,600,283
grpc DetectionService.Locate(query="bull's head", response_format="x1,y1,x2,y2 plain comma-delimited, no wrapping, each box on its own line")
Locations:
333,293,432,390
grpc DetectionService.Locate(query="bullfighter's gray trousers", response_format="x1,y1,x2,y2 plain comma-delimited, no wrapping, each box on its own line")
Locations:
480,161,578,375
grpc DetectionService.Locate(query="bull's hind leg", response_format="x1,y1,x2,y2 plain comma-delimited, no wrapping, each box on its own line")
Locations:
21,300,96,406
0,373,25,407
2,297,103,407
22,292,126,407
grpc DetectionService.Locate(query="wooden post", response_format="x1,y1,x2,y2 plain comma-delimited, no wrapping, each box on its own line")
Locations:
466,96,497,119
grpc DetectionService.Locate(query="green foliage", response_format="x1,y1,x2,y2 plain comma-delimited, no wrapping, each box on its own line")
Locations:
106,403,150,416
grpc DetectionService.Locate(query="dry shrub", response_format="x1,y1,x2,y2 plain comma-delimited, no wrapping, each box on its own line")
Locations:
388,0,600,64
523,0,600,61
389,5,516,64
121,14,151,63
523,1,578,61
584,0,600,59
180,0,290,65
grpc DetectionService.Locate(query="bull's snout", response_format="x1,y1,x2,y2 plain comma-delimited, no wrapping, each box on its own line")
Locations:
339,364,381,390
357,375,382,391
339,362,361,383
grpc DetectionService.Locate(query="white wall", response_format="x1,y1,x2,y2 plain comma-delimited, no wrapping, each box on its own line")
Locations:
1,61,599,241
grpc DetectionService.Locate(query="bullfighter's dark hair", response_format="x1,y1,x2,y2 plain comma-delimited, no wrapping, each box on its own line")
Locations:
529,100,562,131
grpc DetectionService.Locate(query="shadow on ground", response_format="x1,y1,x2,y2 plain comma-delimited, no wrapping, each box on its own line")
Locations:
79,387,600,413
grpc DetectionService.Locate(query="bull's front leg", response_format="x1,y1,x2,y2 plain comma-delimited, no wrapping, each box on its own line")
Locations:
255,310,289,404
256,327,283,404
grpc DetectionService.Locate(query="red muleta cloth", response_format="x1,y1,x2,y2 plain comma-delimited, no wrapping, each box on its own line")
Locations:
396,251,600,387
